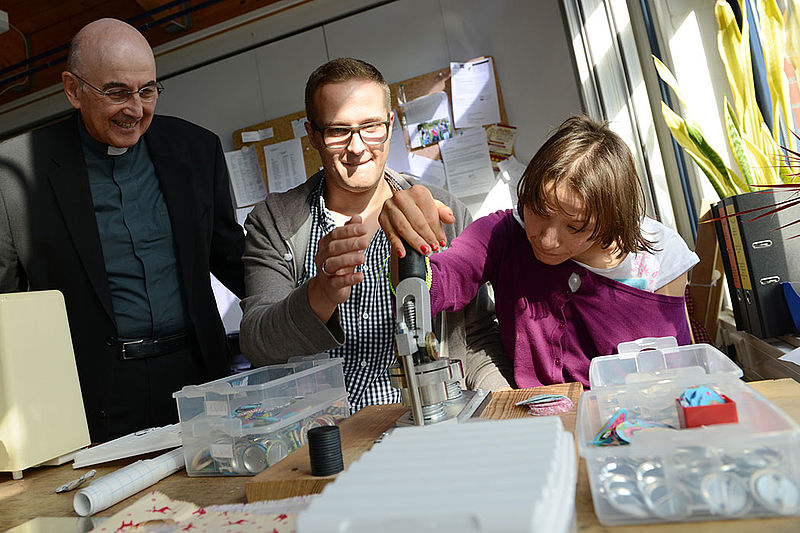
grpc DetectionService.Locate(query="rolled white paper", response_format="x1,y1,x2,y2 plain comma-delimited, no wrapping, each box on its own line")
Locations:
73,447,185,516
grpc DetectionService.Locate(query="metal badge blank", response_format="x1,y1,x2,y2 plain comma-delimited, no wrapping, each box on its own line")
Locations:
56,469,96,493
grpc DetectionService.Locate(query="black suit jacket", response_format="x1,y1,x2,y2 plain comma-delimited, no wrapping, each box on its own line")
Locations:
0,113,245,440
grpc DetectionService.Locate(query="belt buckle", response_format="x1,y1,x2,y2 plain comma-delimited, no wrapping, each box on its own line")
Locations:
121,339,145,360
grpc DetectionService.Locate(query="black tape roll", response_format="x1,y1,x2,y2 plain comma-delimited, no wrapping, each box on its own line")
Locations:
308,425,344,477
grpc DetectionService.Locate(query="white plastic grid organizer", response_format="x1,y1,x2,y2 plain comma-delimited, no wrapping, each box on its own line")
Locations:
297,416,577,533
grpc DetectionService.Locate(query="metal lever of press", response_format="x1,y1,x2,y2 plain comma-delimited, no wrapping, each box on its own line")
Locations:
394,245,433,425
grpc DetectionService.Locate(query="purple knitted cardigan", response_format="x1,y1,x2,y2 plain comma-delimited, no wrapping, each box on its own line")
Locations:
429,210,691,388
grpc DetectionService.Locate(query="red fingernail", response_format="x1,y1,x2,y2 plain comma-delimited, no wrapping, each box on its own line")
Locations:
421,244,430,254
440,240,446,247
398,248,405,258
432,244,439,252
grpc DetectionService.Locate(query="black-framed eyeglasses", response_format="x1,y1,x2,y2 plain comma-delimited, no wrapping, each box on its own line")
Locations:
311,121,391,148
70,72,164,104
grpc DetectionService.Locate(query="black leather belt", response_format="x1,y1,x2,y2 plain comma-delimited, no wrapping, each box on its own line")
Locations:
120,331,192,360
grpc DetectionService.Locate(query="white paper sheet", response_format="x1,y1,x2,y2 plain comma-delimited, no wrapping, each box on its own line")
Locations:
439,128,495,198
778,346,800,367
292,117,309,138
474,174,514,220
401,92,453,149
264,138,305,193
497,155,527,184
387,112,410,174
407,153,446,189
224,146,267,208
450,58,501,128
73,425,181,468
73,448,185,516
241,127,274,143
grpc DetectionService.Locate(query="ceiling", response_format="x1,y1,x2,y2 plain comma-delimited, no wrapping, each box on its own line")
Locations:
0,0,288,108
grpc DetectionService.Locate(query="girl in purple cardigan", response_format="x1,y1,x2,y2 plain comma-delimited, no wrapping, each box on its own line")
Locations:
380,115,698,388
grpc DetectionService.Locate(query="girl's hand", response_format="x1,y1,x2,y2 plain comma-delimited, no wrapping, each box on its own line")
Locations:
379,185,455,257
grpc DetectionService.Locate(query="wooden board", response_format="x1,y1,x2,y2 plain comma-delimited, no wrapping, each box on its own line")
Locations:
478,382,583,432
245,383,581,502
245,403,406,502
688,203,726,343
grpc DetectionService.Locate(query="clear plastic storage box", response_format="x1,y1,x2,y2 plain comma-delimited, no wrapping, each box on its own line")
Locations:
577,338,800,525
173,359,349,476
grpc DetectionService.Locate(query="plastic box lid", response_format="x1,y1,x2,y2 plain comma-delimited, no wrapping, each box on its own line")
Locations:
173,358,343,399
588,337,742,389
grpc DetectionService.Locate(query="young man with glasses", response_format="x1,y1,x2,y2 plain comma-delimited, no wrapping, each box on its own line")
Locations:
240,58,512,412
0,18,245,441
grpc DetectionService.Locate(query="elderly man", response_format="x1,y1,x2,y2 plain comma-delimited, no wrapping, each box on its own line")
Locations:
0,19,245,441
239,58,512,412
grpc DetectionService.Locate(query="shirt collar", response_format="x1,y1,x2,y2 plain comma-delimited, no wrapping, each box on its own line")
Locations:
78,118,133,158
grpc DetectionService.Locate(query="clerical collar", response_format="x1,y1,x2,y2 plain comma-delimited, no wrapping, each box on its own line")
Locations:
77,118,132,157
107,146,128,156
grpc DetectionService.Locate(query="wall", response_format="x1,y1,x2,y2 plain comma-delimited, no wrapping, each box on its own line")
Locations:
156,0,583,163
0,0,582,165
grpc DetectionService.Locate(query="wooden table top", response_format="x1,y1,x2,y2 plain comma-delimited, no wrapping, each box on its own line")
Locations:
2,379,799,531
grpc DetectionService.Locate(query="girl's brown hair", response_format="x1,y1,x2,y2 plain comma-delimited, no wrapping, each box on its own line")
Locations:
516,115,654,255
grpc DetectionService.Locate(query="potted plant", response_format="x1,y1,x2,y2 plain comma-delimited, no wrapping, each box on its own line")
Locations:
654,0,800,338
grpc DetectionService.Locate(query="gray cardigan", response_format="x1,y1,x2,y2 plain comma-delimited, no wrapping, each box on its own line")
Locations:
239,168,514,390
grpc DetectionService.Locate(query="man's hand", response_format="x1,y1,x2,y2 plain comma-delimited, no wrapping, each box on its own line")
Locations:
378,185,455,257
308,215,368,322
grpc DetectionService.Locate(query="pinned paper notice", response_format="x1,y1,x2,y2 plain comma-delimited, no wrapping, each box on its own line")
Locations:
241,127,274,143
292,117,309,138
264,138,305,193
387,111,410,174
474,172,514,220
224,146,267,208
440,127,495,198
408,153,446,189
450,58,501,128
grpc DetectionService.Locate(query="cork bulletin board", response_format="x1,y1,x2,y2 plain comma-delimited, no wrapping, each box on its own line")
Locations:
232,109,322,189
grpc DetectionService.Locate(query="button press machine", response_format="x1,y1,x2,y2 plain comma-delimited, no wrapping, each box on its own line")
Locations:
388,248,488,425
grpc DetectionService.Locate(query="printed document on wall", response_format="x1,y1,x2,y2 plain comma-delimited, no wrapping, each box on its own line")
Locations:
264,138,305,194
224,146,267,208
440,127,495,198
450,58,501,128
